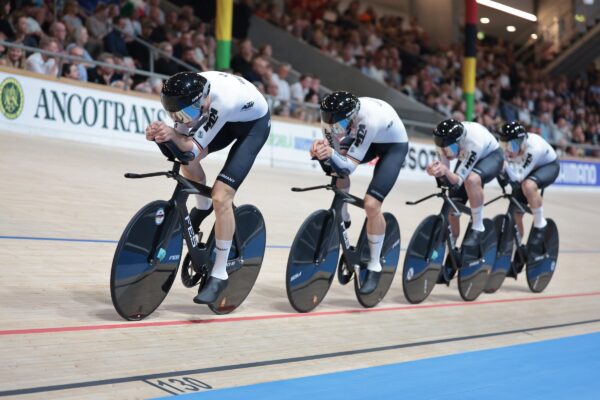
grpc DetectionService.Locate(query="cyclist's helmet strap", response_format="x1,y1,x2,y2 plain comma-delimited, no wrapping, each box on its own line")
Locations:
433,119,465,147
161,72,210,113
499,121,527,142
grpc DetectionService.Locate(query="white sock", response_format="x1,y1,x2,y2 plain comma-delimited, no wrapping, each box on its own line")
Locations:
211,239,232,280
367,233,384,272
532,206,547,228
471,205,484,232
195,194,212,211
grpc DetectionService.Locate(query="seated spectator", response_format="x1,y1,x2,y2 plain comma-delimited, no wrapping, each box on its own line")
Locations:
1,41,26,69
61,0,83,34
61,62,80,80
25,37,59,77
290,73,312,103
231,38,253,77
104,16,130,58
86,3,110,41
244,56,268,85
119,2,142,38
179,47,205,72
13,14,38,48
155,42,180,76
0,0,14,39
134,77,163,95
173,31,193,59
145,0,165,25
26,5,46,38
306,76,321,103
66,45,89,82
49,21,68,52
272,63,291,101
87,53,124,86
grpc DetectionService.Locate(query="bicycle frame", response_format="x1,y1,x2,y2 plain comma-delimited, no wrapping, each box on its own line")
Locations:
406,184,472,271
485,184,532,262
125,142,244,274
291,173,367,284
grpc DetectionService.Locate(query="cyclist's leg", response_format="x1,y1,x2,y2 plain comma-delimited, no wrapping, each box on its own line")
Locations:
364,143,407,271
511,186,528,241
448,185,467,243
210,112,271,280
195,112,270,303
522,160,560,229
466,148,504,233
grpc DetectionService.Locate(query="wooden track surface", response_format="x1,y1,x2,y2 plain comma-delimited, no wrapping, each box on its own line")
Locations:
1,132,599,399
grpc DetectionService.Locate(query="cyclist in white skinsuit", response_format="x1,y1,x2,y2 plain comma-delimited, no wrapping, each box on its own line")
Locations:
145,71,270,305
311,92,409,294
498,121,559,255
426,119,503,252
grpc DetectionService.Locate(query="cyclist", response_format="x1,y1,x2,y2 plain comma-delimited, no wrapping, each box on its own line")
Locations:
310,92,409,295
498,121,559,255
145,71,270,304
426,119,503,255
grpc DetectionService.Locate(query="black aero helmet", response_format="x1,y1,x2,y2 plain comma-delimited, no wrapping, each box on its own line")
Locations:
499,121,527,142
499,121,527,154
320,91,360,131
433,119,465,147
161,72,210,125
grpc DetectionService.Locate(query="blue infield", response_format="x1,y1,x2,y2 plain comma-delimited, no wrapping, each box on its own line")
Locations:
154,331,600,399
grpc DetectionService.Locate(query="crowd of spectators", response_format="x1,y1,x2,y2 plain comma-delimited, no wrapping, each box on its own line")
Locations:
0,0,597,157
262,0,599,157
0,0,216,94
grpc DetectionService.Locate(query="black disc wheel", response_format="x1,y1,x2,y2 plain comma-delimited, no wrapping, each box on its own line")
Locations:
526,219,559,293
208,204,266,314
286,210,339,313
457,219,496,301
110,201,183,321
355,213,401,308
402,215,446,304
484,214,514,293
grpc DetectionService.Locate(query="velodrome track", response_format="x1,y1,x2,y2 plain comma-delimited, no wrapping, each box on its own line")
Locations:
1,132,599,399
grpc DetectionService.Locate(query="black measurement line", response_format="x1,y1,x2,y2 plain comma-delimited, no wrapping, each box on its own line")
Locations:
1,318,599,397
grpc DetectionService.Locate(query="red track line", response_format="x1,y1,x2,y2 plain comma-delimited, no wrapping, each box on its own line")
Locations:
2,291,600,337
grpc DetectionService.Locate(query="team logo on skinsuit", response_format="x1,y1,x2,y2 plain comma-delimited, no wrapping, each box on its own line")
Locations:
0,78,24,119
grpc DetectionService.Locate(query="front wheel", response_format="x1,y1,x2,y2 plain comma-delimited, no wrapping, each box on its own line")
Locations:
402,214,445,304
110,200,183,321
286,210,339,313
355,213,401,308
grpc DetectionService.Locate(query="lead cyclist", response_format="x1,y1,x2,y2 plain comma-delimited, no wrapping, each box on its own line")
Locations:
145,71,271,304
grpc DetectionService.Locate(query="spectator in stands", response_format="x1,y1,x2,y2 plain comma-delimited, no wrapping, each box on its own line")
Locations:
25,37,59,77
134,77,163,94
1,41,26,69
104,16,130,58
155,42,180,76
61,0,83,34
86,3,110,41
0,0,14,38
145,0,165,25
272,63,291,101
13,14,38,48
66,45,89,82
306,76,321,102
231,39,253,78
87,52,124,86
258,43,272,59
120,2,142,38
61,62,79,80
173,31,193,59
180,46,205,71
26,4,46,38
129,20,153,70
244,56,268,85
290,73,312,103
49,22,68,52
